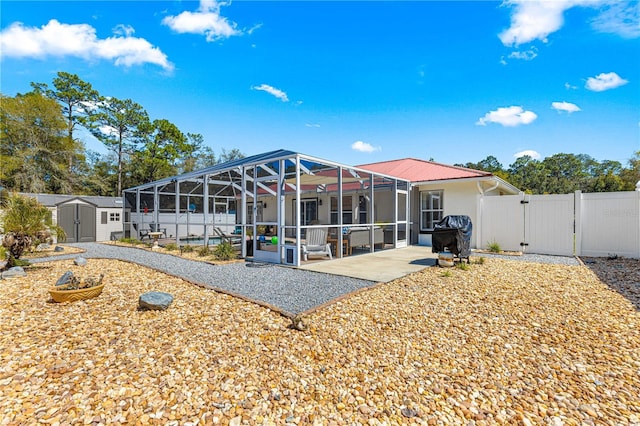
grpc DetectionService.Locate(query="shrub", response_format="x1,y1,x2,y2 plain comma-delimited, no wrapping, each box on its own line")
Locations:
181,244,195,253
1,193,65,267
487,241,501,253
197,246,211,257
441,270,452,278
214,242,236,261
474,256,486,265
164,243,178,251
455,262,470,271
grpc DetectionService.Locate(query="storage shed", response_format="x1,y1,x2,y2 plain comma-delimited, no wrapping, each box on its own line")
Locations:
18,193,126,242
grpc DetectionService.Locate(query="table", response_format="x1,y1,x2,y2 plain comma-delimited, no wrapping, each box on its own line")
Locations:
148,232,163,250
327,236,351,256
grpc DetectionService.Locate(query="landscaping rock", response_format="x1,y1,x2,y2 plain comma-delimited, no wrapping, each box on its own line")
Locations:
54,246,65,252
36,243,51,251
139,291,174,311
56,271,74,286
1,266,26,279
74,257,87,266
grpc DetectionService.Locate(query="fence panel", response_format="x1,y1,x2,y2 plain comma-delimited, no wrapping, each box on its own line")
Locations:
478,195,524,252
579,191,640,258
526,194,575,256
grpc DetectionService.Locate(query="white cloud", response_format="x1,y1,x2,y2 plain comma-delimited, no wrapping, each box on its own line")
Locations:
305,123,321,128
514,150,542,160
0,19,173,70
551,101,581,113
500,1,639,47
253,84,289,102
162,0,240,42
499,0,578,46
564,82,578,90
585,71,629,91
351,141,381,153
508,47,538,61
476,106,538,127
591,1,640,38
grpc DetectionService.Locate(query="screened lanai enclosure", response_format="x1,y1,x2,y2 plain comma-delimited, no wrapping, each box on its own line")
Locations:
123,149,410,266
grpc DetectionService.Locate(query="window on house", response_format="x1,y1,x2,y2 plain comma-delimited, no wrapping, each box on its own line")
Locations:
420,190,443,230
110,212,121,222
330,196,353,224
101,211,108,225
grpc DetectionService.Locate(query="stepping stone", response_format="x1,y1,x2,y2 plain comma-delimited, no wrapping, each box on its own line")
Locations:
139,291,174,311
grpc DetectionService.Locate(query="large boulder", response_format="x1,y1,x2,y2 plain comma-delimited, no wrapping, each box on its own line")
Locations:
139,291,174,311
1,266,26,279
74,257,87,266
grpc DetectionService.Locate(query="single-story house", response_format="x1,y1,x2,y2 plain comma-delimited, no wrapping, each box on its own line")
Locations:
123,149,520,265
17,193,126,243
357,158,521,248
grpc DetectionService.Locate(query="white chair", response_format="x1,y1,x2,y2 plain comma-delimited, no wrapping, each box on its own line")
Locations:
302,228,333,261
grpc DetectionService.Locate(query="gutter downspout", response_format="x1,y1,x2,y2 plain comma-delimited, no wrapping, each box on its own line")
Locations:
476,179,500,195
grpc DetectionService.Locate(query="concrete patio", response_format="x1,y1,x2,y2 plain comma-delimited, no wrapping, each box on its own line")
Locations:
300,245,438,282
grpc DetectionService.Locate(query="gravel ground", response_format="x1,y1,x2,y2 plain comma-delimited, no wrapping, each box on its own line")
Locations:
1,255,638,425
471,251,581,266
28,243,377,316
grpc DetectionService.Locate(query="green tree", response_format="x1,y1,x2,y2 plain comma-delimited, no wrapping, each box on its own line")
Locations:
540,153,590,194
31,72,100,191
87,97,149,195
507,155,546,193
0,92,77,193
0,193,65,267
131,118,189,184
620,151,640,191
218,148,245,164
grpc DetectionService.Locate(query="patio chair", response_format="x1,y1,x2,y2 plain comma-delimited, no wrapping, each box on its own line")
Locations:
212,226,243,247
302,228,333,261
132,223,150,240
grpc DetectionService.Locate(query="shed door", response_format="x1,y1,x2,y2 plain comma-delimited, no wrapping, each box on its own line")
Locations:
57,204,96,243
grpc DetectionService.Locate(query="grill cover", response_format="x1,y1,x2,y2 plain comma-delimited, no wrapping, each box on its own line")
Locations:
431,215,472,258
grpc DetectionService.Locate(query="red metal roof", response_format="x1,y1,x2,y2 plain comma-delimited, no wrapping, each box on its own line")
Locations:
358,158,492,183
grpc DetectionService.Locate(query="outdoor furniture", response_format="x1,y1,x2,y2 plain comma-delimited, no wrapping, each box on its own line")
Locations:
327,235,351,256
212,227,243,247
430,215,472,264
347,227,384,251
149,223,167,238
302,228,333,261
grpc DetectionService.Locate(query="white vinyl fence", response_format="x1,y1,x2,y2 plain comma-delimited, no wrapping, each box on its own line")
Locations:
478,191,640,258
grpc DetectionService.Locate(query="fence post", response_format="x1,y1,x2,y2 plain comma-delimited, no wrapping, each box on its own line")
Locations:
574,190,582,257
637,190,640,259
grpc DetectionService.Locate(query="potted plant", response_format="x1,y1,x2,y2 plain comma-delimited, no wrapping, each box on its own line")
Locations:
49,274,105,303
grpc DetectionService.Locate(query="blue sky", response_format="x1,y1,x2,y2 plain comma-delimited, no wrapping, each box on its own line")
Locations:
1,1,639,168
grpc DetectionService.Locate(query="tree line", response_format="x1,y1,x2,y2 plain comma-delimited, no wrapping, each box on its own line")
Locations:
455,153,639,194
2,71,638,196
1,71,244,197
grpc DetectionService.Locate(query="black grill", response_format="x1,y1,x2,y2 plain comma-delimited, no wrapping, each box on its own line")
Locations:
430,215,472,263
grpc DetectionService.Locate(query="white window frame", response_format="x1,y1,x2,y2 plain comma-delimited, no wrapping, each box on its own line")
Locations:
420,190,443,231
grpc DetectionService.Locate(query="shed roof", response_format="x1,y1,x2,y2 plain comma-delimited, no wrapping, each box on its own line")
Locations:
20,193,124,209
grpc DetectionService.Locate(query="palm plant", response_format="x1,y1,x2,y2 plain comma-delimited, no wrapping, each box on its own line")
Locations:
1,193,65,267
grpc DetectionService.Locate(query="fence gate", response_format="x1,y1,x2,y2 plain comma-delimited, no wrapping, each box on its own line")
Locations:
479,193,575,256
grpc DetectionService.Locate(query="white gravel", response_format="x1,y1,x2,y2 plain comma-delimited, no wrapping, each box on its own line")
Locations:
30,243,376,316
